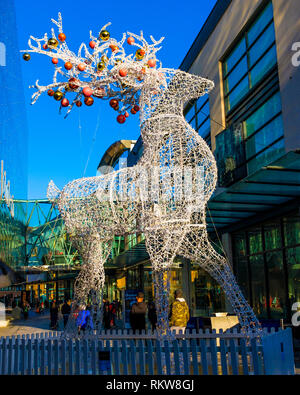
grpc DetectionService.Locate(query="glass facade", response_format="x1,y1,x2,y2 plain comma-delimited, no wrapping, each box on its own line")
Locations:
0,0,28,199
185,95,211,147
223,2,277,113
233,212,300,321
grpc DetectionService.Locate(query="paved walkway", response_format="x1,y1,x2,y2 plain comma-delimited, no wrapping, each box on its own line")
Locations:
0,310,62,337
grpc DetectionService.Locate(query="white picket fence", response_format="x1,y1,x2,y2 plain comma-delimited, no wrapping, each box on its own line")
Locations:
0,328,295,375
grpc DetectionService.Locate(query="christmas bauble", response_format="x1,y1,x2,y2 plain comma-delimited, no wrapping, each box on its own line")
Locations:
125,111,129,118
52,58,58,64
58,33,66,42
97,61,106,71
99,30,110,41
64,62,73,70
47,89,54,96
89,41,96,49
130,108,136,114
22,53,31,61
147,59,156,68
136,49,145,60
82,87,93,97
54,91,63,101
109,99,118,108
84,97,94,106
119,69,127,77
117,114,126,124
133,105,140,112
109,44,119,52
61,98,69,107
127,37,135,45
76,101,82,107
101,55,109,64
42,44,48,50
77,63,86,71
68,77,80,90
48,38,58,48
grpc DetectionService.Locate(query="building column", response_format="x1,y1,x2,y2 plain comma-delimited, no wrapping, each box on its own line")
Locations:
221,233,234,314
182,259,191,311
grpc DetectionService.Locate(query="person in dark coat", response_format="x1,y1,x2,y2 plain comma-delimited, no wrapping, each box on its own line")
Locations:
61,300,71,328
103,304,114,329
130,292,147,333
50,301,59,330
148,302,157,332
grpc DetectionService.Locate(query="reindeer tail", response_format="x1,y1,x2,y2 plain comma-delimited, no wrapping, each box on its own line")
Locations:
47,180,61,203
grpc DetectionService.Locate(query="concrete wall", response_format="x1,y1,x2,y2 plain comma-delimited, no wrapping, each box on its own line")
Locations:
273,0,300,151
187,0,300,152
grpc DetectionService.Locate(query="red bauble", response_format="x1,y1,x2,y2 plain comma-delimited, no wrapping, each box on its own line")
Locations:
127,37,135,45
58,33,66,42
109,99,119,108
119,69,127,77
47,89,54,96
117,114,126,124
77,63,86,71
61,98,69,107
64,62,73,70
43,43,48,50
147,59,156,68
89,41,96,49
76,101,82,107
130,108,137,115
133,105,140,112
109,44,119,52
52,58,58,64
125,111,129,118
84,97,94,106
82,86,93,97
68,77,80,90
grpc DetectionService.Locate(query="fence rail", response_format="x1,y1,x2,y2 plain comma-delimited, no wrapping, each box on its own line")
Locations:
0,328,295,375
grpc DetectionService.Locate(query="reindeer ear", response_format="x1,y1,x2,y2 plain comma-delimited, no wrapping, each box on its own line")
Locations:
47,180,61,202
168,70,214,101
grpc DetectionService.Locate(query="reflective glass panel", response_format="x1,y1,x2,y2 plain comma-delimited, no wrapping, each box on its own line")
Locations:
250,254,268,318
224,56,248,95
250,44,277,87
249,227,263,254
247,138,284,174
196,101,209,125
247,2,273,46
225,75,249,112
245,115,284,159
266,251,286,319
223,38,247,76
283,215,300,247
234,255,250,302
286,246,300,307
185,105,195,122
244,92,282,138
249,22,275,67
198,118,210,138
264,221,282,251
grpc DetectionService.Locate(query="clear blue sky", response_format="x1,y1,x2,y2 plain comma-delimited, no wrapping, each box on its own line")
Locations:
15,0,216,199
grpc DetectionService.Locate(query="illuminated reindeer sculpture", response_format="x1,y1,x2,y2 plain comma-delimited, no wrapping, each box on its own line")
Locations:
23,14,261,337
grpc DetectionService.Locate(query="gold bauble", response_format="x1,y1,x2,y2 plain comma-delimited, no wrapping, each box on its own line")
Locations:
22,53,31,61
136,49,146,60
54,91,63,101
101,55,109,64
99,30,110,41
97,61,106,71
47,38,59,48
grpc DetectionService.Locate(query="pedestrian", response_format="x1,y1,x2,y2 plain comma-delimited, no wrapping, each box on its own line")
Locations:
148,302,157,332
61,300,71,328
76,304,93,335
169,289,190,334
103,303,114,330
130,292,147,333
50,301,59,330
22,301,30,320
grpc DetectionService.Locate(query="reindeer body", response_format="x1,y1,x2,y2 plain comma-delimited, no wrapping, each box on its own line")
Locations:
48,70,261,336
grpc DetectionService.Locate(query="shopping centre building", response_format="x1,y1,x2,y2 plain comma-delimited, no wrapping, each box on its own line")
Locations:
100,0,300,327
1,0,300,330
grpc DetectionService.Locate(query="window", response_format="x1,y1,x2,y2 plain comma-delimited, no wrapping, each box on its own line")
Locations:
185,95,211,147
243,91,284,174
223,2,277,113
